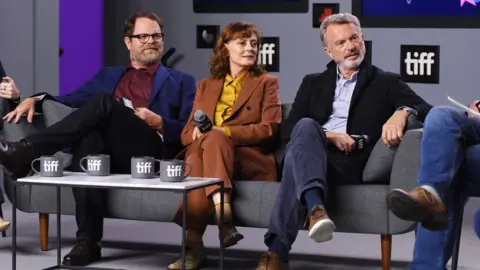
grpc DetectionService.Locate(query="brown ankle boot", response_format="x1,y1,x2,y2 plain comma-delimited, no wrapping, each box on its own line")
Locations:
221,224,244,248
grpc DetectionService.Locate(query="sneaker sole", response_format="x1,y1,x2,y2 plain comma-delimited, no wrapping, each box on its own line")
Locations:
387,189,447,231
308,218,336,243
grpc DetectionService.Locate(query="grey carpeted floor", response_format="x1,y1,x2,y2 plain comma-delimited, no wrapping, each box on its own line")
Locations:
0,198,479,270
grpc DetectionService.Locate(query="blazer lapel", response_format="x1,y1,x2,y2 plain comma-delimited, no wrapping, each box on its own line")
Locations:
320,65,337,119
202,78,224,120
148,65,170,107
349,62,372,111
230,73,261,116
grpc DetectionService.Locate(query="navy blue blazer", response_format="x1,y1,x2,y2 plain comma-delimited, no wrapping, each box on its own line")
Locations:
52,65,196,146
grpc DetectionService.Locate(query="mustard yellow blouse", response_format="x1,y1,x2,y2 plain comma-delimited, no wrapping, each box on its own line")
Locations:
214,72,247,136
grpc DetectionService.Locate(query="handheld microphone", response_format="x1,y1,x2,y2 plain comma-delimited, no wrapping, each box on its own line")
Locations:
350,134,370,150
193,110,213,133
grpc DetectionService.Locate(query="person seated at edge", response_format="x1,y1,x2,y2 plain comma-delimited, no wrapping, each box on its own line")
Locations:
0,12,196,267
386,99,480,269
0,60,22,232
255,13,432,270
167,21,282,270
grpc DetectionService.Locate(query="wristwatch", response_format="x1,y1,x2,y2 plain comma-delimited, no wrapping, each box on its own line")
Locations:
398,106,416,116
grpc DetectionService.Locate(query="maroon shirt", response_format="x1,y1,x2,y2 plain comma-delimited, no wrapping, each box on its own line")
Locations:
113,62,160,108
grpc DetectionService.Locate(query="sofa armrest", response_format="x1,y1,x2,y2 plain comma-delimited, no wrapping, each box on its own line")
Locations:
389,128,423,191
3,116,46,142
363,114,423,183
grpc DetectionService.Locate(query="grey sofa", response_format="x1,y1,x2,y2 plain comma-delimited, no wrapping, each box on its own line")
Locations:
2,100,424,270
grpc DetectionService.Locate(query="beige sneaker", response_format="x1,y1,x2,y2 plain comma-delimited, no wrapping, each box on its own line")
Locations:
167,247,207,270
304,205,336,243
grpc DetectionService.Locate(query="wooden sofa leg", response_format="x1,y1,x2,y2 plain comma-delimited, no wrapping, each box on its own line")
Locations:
39,213,49,251
381,234,392,270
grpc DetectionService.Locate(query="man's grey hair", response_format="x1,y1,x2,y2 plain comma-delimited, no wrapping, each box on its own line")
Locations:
320,13,362,47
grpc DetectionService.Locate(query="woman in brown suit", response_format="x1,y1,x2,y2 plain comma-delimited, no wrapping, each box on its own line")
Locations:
168,21,282,269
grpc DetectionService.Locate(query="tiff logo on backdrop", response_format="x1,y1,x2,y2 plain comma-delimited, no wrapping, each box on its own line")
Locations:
258,37,279,72
88,160,102,171
136,162,152,174
43,161,60,172
166,165,182,177
400,45,440,84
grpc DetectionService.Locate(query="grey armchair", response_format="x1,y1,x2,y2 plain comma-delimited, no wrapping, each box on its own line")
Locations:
2,100,423,269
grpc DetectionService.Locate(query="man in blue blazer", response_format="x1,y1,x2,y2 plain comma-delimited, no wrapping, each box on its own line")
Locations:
0,12,196,266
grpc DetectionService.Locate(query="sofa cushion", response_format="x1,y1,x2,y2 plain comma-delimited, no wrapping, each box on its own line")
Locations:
273,103,292,168
27,179,404,235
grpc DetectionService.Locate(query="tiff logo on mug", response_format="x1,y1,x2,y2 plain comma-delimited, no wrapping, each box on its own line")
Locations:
167,165,182,177
88,160,102,171
400,45,440,84
43,160,59,172
136,162,152,174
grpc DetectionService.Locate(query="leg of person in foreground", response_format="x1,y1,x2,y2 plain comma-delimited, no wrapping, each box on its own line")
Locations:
256,118,334,270
475,208,480,239
387,106,480,269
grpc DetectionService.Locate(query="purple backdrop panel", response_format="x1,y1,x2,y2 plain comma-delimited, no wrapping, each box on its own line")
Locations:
59,0,103,95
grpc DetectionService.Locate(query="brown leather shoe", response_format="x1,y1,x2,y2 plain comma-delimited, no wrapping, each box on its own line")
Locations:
256,251,289,270
304,205,336,243
387,187,447,230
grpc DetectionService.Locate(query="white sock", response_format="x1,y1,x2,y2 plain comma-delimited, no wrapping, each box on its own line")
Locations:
421,185,443,203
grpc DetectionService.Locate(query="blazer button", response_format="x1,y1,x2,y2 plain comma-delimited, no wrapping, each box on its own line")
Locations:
247,106,252,110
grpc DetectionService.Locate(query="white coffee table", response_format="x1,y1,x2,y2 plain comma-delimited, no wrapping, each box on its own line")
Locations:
11,172,225,270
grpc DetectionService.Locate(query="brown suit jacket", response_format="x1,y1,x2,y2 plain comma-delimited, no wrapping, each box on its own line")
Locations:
181,72,282,181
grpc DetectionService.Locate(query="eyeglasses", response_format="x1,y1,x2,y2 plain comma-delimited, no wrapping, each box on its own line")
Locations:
130,33,164,43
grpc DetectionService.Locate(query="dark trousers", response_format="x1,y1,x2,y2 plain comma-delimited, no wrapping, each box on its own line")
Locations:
27,93,164,243
264,118,363,251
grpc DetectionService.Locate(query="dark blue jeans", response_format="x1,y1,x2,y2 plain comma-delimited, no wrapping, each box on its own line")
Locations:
263,118,363,251
411,106,480,270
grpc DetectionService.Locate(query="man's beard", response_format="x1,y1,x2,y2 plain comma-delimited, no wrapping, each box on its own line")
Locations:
132,48,163,65
340,47,365,70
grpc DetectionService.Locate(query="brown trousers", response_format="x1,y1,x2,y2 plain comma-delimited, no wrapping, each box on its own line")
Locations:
172,130,276,234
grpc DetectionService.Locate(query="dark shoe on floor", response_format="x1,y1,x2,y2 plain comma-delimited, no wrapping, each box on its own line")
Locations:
304,205,336,243
387,187,447,230
0,140,35,178
222,225,244,248
62,242,101,266
256,251,289,270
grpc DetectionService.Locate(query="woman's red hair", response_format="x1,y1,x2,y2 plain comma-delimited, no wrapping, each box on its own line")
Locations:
209,21,266,78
